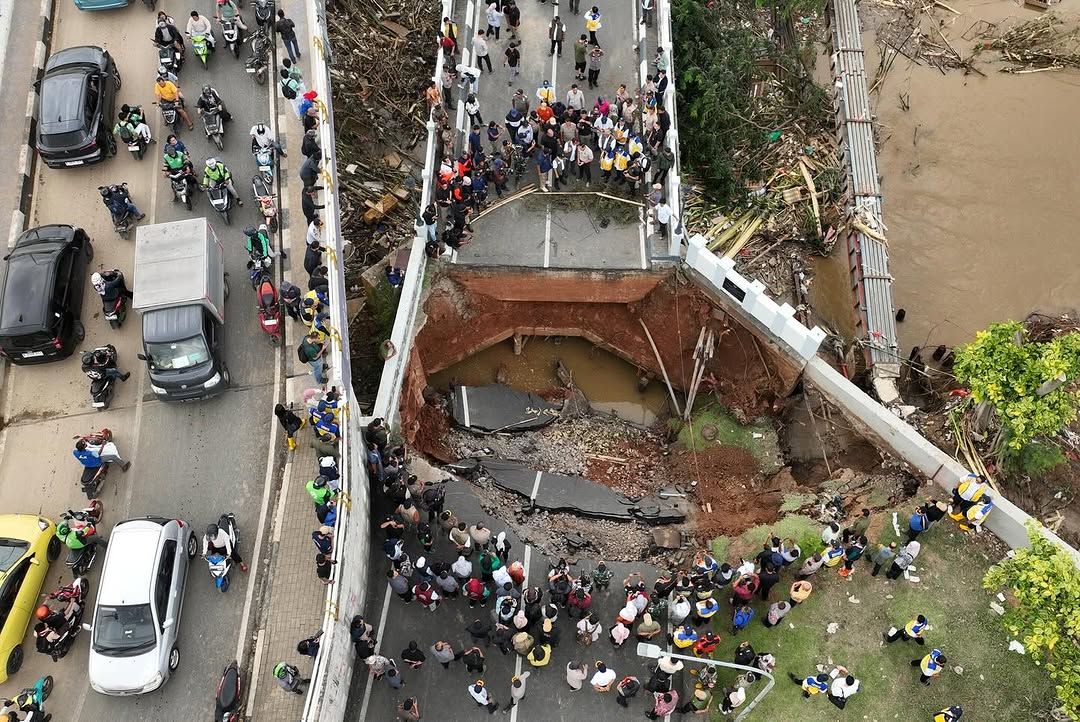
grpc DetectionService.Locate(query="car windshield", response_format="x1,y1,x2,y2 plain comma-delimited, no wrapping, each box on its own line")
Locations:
93,604,156,655
0,540,29,572
144,335,210,370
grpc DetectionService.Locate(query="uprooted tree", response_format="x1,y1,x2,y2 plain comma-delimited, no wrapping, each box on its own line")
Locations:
954,321,1080,459
983,522,1080,720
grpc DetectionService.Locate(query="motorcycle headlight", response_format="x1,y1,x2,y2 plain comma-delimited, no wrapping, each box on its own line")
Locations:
204,373,221,389
150,384,167,395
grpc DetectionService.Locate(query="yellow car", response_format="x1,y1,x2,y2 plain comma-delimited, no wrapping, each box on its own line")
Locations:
0,514,59,683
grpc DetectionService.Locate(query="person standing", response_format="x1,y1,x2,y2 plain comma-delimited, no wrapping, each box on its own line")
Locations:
763,601,790,628
885,540,921,580
935,705,965,722
275,9,301,62
640,0,654,27
274,662,309,695
828,673,860,709
298,332,329,384
590,661,616,692
504,0,521,39
473,31,492,73
400,641,426,669
839,535,867,578
908,506,930,541
465,94,483,127
468,680,498,714
885,614,928,645
485,2,503,39
315,552,335,584
586,45,605,89
502,672,530,710
911,649,946,685
503,41,521,87
615,675,641,708
462,646,486,674
576,142,594,186
549,16,566,56
646,691,679,719
395,697,421,721
870,541,897,576
573,35,589,81
654,197,671,239
584,6,602,46
653,144,674,184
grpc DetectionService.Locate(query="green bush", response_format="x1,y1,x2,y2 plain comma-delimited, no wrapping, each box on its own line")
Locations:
1004,441,1068,478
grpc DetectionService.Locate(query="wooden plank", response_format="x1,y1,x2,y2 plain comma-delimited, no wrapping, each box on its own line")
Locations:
799,158,822,239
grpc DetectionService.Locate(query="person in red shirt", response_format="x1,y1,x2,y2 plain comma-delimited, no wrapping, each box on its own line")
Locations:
693,631,721,657
465,577,490,607
536,102,554,124
567,587,592,618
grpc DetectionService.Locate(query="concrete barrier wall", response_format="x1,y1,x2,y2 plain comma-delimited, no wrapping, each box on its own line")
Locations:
686,234,827,361
804,356,1080,566
656,0,684,257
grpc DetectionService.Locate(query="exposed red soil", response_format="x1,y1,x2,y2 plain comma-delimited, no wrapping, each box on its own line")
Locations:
583,437,673,496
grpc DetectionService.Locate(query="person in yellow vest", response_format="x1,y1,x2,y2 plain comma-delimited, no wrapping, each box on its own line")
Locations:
613,148,629,174
884,614,928,645
951,474,988,514
933,704,964,722
599,149,615,182
671,623,697,650
788,671,829,698
823,540,844,568
527,642,551,667
959,497,993,532
584,6,602,46
911,648,946,685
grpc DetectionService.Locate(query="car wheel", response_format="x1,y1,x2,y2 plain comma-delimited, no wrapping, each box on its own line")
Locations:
186,532,198,558
6,646,23,676
114,71,122,89
221,365,232,388
47,536,61,561
85,241,94,262
168,646,180,671
73,320,85,343
106,135,117,157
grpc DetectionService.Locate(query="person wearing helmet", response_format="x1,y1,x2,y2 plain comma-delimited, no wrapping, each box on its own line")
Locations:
55,519,107,552
250,122,285,157
202,158,243,205
273,662,308,694
196,84,231,121
99,185,145,225
244,224,275,264
155,63,177,85
202,521,248,572
161,143,191,175
306,475,336,506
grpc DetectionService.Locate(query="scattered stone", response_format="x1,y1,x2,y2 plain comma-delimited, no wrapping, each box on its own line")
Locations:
827,622,840,634
989,602,1005,616
701,424,717,440
848,595,861,604
953,666,963,675
885,594,894,600
996,592,1006,602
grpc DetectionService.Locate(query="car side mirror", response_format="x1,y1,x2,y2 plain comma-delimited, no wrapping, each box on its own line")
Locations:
163,619,174,630
29,557,40,566
136,353,147,361
82,623,93,632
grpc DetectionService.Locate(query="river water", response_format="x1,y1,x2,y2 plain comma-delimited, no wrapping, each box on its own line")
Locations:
427,336,672,426
862,1,1080,350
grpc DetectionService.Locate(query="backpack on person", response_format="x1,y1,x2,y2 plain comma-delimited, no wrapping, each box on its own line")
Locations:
297,343,312,364
281,78,298,100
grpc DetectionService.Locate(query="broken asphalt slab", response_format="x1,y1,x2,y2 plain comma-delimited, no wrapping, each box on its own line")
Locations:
456,457,687,524
451,384,560,432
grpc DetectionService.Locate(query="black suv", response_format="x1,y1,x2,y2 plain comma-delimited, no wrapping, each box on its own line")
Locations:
0,225,92,364
36,46,120,169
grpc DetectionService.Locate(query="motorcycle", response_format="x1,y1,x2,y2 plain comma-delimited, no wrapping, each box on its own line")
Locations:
215,659,244,722
156,99,180,134
251,175,278,232
202,106,225,150
245,28,270,84
81,346,120,410
191,32,211,67
60,501,105,577
168,165,197,210
116,123,146,161
73,429,113,500
251,0,274,30
153,39,182,74
98,184,135,239
205,181,234,225
34,578,89,662
244,224,274,274
221,18,241,59
253,145,274,184
253,271,281,344
10,674,53,722
206,513,239,593
93,269,129,329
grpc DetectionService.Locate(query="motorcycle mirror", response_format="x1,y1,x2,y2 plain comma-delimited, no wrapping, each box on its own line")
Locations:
82,623,93,632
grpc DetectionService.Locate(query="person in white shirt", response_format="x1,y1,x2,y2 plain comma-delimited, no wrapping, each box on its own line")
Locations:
452,553,473,581
577,613,602,643
609,622,630,647
655,199,672,239
186,10,216,49
828,670,860,710
566,84,586,111
719,685,746,713
473,31,492,73
468,680,498,712
822,522,841,545
590,661,616,691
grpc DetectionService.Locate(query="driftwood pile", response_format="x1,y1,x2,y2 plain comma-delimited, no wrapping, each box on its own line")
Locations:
326,0,439,269
870,0,983,89
976,14,1080,73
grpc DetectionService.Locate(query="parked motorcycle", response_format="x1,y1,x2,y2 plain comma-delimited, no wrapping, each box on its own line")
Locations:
221,18,241,58
73,429,114,500
215,659,244,722
168,165,198,210
202,106,225,150
191,32,211,67
253,271,281,344
251,0,274,30
245,28,270,84
34,578,89,662
206,181,234,225
81,346,120,410
251,175,278,232
156,99,180,134
205,513,239,593
10,674,53,722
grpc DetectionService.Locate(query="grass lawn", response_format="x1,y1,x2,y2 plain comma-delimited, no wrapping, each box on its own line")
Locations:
699,508,1058,720
676,401,783,474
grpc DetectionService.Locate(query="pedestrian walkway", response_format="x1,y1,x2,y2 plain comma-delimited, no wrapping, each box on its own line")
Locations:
447,0,662,269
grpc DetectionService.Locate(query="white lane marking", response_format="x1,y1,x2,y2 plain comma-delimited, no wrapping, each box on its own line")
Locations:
543,208,551,268
509,543,531,722
461,384,471,428
0,0,15,99
245,628,265,712
358,581,393,720
529,470,542,502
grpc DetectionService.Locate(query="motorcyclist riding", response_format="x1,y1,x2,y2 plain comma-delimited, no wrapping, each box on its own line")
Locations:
244,225,275,263
154,75,195,130
250,122,285,157
196,84,231,122
55,521,106,553
215,0,248,32
113,110,152,147
99,185,145,225
186,10,217,51
73,438,131,472
202,158,243,205
203,522,248,572
152,18,184,52
161,143,191,174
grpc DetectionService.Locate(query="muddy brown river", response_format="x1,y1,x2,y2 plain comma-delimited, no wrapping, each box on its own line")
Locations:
863,1,1080,349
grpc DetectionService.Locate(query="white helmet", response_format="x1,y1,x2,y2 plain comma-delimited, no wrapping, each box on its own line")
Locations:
205,157,218,168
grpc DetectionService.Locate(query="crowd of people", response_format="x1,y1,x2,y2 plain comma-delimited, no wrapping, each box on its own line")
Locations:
423,2,676,255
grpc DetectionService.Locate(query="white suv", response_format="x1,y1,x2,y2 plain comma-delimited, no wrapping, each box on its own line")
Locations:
85,517,197,695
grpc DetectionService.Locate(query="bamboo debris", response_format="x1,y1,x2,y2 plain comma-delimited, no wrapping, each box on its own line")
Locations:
639,319,682,418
